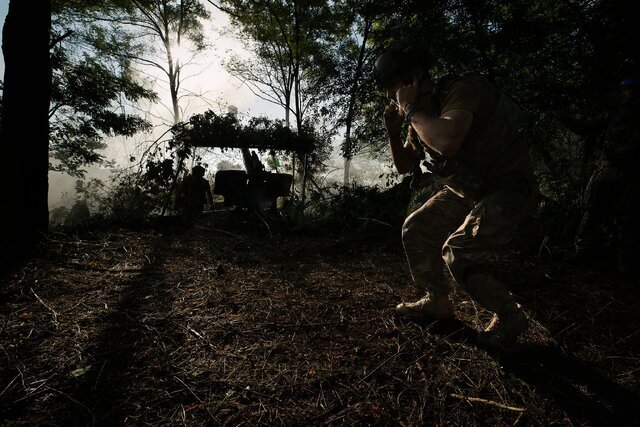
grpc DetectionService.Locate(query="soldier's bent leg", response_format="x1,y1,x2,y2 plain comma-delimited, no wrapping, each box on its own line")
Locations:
441,186,536,345
402,187,472,296
443,187,536,314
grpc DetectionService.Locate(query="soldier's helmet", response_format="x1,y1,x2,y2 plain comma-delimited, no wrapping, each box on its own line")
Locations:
372,42,427,89
192,165,205,177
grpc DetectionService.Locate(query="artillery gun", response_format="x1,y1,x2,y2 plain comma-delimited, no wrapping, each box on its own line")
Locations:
166,111,314,213
213,149,293,211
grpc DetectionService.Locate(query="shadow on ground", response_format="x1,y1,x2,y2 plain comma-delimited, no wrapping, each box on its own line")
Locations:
425,318,638,426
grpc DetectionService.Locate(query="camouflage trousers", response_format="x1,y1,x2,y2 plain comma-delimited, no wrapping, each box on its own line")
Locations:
402,185,536,313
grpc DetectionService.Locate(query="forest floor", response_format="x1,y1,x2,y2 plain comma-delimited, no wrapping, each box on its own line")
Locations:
0,208,638,426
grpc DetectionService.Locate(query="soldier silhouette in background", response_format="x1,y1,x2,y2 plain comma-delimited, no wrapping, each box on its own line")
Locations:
175,165,213,227
65,199,90,227
570,75,640,276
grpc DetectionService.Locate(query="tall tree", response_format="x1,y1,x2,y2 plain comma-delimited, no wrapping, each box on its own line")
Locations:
66,0,210,127
66,1,212,210
0,0,52,265
215,0,333,133
327,1,379,185
125,0,211,126
50,0,157,177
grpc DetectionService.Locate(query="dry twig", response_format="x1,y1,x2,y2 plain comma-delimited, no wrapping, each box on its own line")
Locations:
449,393,526,412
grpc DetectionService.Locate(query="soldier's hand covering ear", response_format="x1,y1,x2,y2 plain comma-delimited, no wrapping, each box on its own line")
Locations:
396,74,422,116
384,100,404,136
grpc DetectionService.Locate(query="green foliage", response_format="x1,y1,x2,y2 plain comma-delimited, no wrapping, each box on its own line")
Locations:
50,0,212,178
171,110,317,154
49,206,70,226
50,2,157,177
104,173,163,221
48,51,154,176
75,168,171,223
143,158,176,197
297,117,332,176
170,110,332,182
220,0,337,131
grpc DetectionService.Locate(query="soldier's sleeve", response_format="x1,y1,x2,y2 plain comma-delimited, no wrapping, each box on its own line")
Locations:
440,80,481,116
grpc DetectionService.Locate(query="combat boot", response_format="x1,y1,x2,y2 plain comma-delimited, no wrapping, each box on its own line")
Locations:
477,302,529,348
395,294,455,320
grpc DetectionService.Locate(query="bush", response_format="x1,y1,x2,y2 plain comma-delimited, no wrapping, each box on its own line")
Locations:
75,169,169,225
303,180,417,233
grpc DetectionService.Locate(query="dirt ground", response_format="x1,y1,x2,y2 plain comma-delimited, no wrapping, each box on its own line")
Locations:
1,209,638,426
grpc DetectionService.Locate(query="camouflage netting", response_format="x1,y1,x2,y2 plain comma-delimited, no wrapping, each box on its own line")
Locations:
171,111,315,154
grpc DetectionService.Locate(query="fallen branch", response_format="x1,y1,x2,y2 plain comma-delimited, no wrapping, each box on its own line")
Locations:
449,393,526,412
63,262,143,273
0,373,21,398
31,289,59,326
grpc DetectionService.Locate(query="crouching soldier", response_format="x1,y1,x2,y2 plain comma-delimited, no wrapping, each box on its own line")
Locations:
373,43,539,347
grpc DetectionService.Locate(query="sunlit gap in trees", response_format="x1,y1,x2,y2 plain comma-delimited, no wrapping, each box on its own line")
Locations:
170,42,195,69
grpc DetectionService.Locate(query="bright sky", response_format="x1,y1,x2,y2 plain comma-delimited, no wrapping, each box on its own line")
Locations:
0,2,285,162
166,5,283,120
0,2,282,132
0,1,7,74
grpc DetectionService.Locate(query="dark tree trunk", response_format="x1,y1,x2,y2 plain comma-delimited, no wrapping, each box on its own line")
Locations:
0,1,52,268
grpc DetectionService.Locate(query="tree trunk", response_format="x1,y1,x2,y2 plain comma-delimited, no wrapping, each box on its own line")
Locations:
291,153,296,195
300,153,308,212
342,18,371,187
343,157,351,186
0,0,52,267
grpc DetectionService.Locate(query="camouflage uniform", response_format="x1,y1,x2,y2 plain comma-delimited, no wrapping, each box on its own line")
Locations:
402,74,538,312
574,94,640,271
